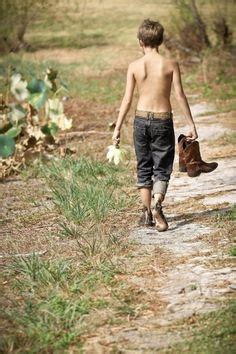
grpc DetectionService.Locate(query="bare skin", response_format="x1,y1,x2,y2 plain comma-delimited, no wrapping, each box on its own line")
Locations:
112,41,198,211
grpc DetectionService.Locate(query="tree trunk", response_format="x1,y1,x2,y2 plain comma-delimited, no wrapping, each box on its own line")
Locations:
190,0,211,48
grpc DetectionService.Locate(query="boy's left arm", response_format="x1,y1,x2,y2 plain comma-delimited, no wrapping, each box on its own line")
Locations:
112,63,136,145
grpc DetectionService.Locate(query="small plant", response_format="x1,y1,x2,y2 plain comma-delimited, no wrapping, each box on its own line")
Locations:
216,205,236,224
0,67,72,179
229,247,236,257
189,283,197,291
106,145,127,165
45,157,127,226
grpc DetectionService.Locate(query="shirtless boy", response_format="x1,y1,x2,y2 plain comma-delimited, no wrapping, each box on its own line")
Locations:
112,19,198,231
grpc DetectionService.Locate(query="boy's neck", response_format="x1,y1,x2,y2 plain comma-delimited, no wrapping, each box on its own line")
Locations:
142,46,159,55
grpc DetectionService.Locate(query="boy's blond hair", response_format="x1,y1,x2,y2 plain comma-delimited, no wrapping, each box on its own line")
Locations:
137,18,164,48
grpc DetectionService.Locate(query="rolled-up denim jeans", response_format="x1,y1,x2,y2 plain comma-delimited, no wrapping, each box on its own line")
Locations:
133,113,175,196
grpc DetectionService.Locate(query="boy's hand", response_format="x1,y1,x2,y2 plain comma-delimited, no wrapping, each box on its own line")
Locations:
112,128,120,146
186,126,198,141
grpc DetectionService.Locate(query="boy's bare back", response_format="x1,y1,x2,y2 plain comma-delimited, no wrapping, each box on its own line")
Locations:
131,52,174,113
112,18,197,145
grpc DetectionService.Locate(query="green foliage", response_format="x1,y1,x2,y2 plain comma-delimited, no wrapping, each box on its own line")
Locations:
0,66,72,178
27,78,48,110
45,157,128,226
9,254,72,288
41,122,59,136
221,133,236,146
43,156,134,269
1,225,128,353
222,205,236,221
169,301,236,353
170,0,235,55
215,205,236,228
5,125,22,138
229,247,236,256
0,0,57,52
1,254,107,352
0,134,15,158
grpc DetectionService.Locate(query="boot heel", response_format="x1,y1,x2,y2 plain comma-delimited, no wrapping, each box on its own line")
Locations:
179,164,187,172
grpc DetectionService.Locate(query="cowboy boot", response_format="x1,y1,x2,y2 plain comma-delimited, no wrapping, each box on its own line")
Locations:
178,134,187,172
184,140,203,177
152,202,168,231
178,134,218,177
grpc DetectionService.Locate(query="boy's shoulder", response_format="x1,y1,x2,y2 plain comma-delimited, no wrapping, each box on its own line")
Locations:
129,55,178,69
128,58,142,69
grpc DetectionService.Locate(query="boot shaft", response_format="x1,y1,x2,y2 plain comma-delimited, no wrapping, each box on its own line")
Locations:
184,140,202,164
177,134,218,177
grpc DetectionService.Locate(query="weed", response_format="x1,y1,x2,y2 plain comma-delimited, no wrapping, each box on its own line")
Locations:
7,254,73,291
1,253,118,352
222,132,236,145
189,283,198,291
169,301,236,353
116,303,136,317
44,157,129,227
216,204,236,224
1,152,135,352
2,294,86,352
229,247,236,256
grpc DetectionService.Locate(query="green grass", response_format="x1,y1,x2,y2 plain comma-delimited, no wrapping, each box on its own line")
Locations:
183,58,236,102
1,156,136,352
229,247,236,256
209,131,236,147
216,204,236,223
215,204,236,263
25,4,141,49
44,157,135,261
1,255,111,352
0,54,124,104
222,132,236,145
28,31,108,51
1,251,125,351
223,205,236,221
168,301,236,354
44,157,130,227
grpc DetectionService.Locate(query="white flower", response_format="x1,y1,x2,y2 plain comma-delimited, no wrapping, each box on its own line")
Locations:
10,73,29,101
57,116,72,130
45,98,63,118
8,103,26,124
26,125,45,140
45,98,72,131
106,145,127,165
32,114,39,124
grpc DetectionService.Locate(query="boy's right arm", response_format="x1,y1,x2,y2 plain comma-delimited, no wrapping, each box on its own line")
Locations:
172,61,198,141
112,63,136,145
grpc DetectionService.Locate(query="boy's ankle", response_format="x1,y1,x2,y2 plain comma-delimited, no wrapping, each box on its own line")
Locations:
143,206,151,213
153,193,164,205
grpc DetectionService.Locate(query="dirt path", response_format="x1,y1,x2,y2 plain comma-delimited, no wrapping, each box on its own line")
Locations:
84,102,236,352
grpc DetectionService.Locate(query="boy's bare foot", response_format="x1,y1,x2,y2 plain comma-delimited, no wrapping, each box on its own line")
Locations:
138,207,155,227
152,202,168,231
